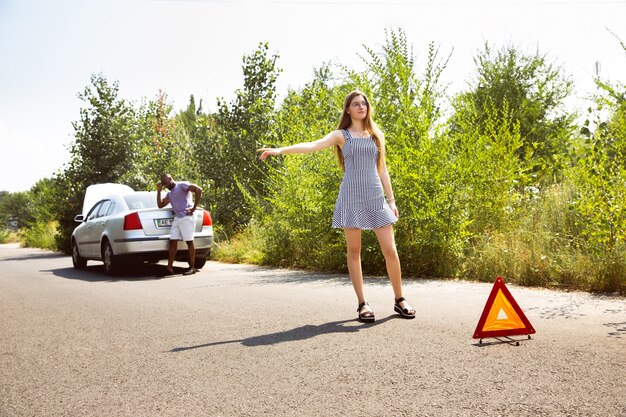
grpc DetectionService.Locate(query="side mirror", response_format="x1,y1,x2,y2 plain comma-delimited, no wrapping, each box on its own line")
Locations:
74,214,85,223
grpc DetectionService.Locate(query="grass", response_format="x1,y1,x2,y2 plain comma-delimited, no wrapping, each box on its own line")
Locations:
0,228,21,244
211,225,264,264
461,184,625,294
20,221,59,251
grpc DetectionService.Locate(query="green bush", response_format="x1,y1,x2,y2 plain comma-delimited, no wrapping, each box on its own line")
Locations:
0,229,20,244
21,222,59,251
462,183,625,293
211,221,264,264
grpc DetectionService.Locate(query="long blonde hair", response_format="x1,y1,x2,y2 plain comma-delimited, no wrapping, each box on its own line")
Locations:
334,90,384,171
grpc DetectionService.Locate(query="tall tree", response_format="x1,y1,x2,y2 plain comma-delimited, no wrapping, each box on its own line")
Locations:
571,35,626,251
54,74,138,252
65,74,138,186
357,29,456,275
359,28,449,148
0,191,32,228
450,43,576,183
202,42,281,233
258,65,346,269
132,91,202,189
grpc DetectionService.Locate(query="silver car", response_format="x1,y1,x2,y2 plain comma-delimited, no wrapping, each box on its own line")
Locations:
71,184,214,275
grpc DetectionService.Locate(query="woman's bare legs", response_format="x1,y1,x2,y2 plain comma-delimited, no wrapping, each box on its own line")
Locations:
373,225,414,313
344,228,372,315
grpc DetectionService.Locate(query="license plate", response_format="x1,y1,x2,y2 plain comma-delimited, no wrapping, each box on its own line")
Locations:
155,218,173,227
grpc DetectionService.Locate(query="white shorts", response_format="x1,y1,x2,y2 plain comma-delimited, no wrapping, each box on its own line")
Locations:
170,215,195,241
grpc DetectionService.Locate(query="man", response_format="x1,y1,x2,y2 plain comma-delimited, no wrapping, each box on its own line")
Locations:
156,174,202,276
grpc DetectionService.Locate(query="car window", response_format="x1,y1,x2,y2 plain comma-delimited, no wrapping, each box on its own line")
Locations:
86,201,103,221
97,200,112,218
124,193,159,210
105,201,116,216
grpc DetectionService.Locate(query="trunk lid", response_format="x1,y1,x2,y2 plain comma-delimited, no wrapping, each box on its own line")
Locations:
135,209,204,236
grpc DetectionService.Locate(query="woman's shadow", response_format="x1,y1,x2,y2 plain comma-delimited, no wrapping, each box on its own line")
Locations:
170,316,396,352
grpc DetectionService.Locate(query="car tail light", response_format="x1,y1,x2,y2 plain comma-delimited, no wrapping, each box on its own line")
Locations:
202,210,213,226
123,212,143,230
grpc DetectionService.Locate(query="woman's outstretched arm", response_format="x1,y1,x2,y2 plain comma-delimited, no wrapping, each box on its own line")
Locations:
258,130,344,160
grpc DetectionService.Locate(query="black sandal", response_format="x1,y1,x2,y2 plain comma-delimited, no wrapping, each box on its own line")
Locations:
357,301,375,323
394,297,416,319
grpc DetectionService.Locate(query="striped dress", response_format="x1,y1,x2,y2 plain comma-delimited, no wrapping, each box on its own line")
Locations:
332,129,398,229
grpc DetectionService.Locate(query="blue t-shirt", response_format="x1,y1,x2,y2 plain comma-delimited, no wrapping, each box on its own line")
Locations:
167,182,193,217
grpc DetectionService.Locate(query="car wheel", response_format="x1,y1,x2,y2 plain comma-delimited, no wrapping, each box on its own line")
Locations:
71,239,87,269
194,256,207,269
102,240,118,276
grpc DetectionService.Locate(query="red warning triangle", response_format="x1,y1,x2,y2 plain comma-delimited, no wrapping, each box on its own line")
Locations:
473,276,536,339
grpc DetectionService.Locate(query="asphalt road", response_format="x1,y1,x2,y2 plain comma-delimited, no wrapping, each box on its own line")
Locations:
1,243,625,417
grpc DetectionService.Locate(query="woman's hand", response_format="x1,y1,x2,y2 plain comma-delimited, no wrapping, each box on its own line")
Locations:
257,148,281,161
388,201,399,218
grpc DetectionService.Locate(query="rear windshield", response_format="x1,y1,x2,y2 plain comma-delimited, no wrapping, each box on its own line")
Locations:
123,193,160,210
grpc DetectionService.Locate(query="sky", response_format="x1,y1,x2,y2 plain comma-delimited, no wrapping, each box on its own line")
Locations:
1,0,625,193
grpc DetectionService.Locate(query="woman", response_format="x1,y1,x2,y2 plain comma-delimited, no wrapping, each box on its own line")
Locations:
258,90,415,323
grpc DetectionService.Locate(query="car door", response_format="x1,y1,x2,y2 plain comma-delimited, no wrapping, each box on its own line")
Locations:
79,201,103,258
89,200,113,259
